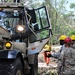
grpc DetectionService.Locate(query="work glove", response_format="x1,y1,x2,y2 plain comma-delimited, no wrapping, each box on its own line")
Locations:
47,54,52,57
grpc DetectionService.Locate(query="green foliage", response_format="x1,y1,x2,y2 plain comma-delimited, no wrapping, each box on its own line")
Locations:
5,0,12,2
68,30,75,36
27,0,75,44
70,3,75,9
40,30,49,38
50,35,59,45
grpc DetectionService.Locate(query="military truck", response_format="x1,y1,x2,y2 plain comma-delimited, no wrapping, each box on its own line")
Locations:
0,0,52,75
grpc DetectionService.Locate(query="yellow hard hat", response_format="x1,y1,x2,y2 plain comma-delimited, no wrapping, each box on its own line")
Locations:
43,44,51,51
59,35,67,40
70,35,75,40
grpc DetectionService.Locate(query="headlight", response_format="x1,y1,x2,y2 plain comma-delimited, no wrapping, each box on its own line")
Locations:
17,25,24,31
16,25,25,33
5,42,12,49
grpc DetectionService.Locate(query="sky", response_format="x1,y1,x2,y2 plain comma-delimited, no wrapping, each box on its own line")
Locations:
66,0,75,11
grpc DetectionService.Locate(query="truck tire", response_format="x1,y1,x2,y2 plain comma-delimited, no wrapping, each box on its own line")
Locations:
0,58,23,75
29,54,38,75
34,53,38,75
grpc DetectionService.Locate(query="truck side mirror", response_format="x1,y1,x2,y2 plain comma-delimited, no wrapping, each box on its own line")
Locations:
26,8,36,23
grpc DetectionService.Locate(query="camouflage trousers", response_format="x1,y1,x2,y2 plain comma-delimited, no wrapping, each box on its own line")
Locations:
61,70,75,75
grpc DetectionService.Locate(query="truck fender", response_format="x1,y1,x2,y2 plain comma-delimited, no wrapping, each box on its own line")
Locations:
0,50,23,59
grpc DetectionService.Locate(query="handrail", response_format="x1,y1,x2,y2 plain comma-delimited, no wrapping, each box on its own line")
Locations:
0,2,24,7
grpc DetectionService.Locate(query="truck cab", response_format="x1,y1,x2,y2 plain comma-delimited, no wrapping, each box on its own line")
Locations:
0,1,52,75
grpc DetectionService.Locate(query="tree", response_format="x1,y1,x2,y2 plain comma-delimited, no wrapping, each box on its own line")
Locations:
70,3,75,9
24,0,75,44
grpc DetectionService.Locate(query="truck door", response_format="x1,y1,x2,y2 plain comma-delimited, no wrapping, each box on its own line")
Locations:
28,6,52,55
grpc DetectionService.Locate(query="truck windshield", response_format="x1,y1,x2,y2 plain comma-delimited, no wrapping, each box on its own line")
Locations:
0,8,23,31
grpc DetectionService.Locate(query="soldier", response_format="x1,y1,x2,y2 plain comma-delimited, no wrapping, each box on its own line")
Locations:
70,35,75,49
47,35,67,59
57,37,75,75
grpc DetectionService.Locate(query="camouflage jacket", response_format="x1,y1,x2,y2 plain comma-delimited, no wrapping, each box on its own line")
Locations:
58,47,75,75
52,44,65,59
72,43,75,49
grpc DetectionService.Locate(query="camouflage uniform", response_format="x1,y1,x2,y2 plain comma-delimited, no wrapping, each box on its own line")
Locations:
72,43,75,49
51,44,65,59
58,47,75,75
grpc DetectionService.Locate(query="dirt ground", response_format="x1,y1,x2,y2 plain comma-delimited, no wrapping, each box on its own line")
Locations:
38,45,61,75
